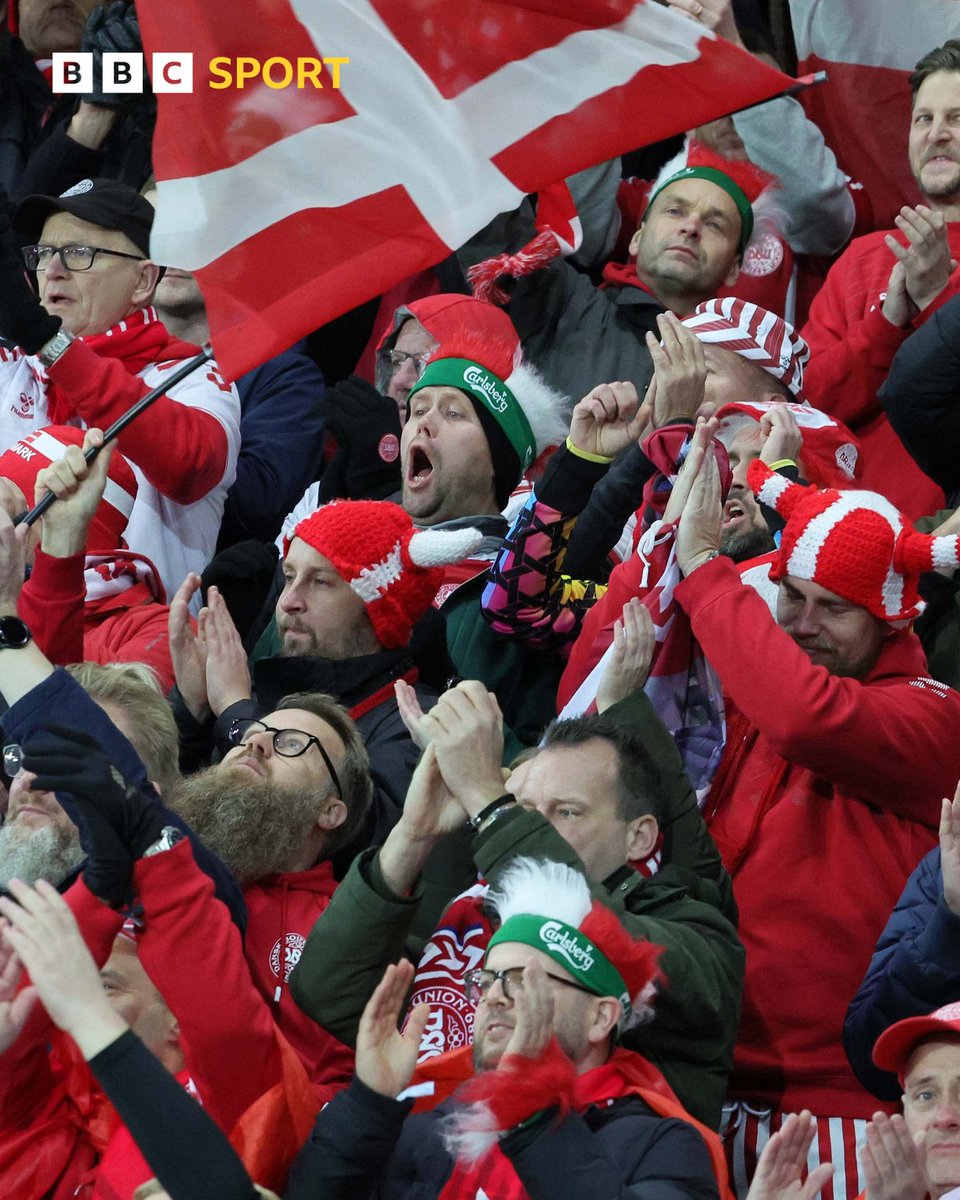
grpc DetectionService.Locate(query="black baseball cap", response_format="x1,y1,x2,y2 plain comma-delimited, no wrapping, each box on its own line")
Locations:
15,177,154,257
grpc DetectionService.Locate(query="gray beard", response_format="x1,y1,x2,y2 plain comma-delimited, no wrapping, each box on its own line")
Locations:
170,766,327,883
0,820,84,889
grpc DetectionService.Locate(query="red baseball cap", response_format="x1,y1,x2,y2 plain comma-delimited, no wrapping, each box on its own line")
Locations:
873,1002,960,1079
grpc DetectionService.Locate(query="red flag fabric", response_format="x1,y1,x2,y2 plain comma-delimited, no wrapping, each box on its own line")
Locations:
790,0,960,230
139,0,793,381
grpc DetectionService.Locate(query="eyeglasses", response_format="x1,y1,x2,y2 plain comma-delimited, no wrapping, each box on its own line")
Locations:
22,243,145,272
378,347,430,375
227,718,342,799
464,966,595,1006
2,743,22,778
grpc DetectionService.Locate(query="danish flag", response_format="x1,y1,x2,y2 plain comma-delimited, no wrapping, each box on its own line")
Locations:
139,0,793,380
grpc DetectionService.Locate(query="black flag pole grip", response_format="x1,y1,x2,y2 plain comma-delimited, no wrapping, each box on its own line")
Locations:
14,343,215,529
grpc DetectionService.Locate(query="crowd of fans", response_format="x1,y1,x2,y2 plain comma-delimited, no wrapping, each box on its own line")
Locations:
2,0,960,1197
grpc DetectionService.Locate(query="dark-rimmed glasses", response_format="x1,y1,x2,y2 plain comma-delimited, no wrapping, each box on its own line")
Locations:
464,966,595,1006
227,719,342,799
22,244,145,272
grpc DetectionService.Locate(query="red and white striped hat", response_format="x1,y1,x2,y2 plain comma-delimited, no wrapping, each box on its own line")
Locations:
748,459,960,624
0,426,137,552
682,297,809,398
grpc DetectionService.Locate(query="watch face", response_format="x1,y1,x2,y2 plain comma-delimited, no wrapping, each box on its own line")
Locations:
0,616,30,649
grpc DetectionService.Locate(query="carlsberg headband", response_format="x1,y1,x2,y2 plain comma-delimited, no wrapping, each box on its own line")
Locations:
408,357,537,470
487,913,631,1023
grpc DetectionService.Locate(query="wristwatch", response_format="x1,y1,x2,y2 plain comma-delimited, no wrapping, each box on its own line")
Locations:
0,615,31,650
36,327,75,370
142,825,185,858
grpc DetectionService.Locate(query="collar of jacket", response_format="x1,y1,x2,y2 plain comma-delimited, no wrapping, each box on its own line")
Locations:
253,646,415,713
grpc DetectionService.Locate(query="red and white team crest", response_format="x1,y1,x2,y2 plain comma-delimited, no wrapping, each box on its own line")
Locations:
742,230,784,277
269,932,306,981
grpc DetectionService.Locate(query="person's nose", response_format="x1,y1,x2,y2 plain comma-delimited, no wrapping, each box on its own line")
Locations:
278,577,305,615
41,248,70,281
391,357,420,396
791,603,821,639
933,1097,960,1128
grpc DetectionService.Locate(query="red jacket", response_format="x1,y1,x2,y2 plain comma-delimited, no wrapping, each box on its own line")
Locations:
801,225,960,519
676,557,960,1117
243,860,355,1102
19,549,174,691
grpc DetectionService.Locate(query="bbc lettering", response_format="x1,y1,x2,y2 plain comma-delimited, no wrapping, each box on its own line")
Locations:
52,54,348,94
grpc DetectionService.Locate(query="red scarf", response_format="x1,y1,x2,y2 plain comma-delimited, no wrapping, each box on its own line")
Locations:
437,1044,730,1200
45,308,200,424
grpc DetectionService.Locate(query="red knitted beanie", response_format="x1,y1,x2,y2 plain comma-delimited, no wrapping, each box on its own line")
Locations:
749,460,960,624
288,500,482,649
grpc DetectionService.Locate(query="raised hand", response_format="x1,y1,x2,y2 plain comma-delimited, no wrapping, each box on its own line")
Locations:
883,206,957,321
746,1111,834,1200
169,572,210,721
22,725,164,860
941,782,960,916
0,880,126,1057
859,1112,927,1200
395,678,430,750
0,930,36,1055
201,585,252,717
0,503,31,614
501,960,556,1064
645,311,708,429
675,439,724,576
356,959,430,1098
568,381,649,459
35,428,114,558
420,682,506,818
758,405,804,469
596,598,656,712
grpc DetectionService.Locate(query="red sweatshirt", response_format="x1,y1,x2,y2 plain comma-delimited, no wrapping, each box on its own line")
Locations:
676,557,960,1117
801,224,960,519
243,861,356,1102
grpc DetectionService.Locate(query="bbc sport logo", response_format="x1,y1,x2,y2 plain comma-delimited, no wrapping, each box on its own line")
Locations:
51,53,349,93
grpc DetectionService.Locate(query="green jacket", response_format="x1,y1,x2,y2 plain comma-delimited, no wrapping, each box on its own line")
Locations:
290,690,742,1129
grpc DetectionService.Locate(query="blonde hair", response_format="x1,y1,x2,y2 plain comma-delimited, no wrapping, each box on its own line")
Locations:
66,662,181,799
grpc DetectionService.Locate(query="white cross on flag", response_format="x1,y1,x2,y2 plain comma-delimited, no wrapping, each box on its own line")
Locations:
140,0,793,380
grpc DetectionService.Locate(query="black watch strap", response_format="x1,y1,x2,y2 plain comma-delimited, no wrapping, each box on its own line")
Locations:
0,615,31,649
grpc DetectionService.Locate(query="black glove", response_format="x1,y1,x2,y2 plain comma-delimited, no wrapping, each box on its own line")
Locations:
0,190,61,354
22,725,166,860
81,2,149,111
319,375,403,501
200,539,280,642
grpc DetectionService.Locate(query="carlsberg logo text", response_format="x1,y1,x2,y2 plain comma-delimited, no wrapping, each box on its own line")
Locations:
463,366,509,413
539,921,594,972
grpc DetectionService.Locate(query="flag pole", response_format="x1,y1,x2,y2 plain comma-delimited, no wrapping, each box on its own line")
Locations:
15,343,215,529
719,70,828,122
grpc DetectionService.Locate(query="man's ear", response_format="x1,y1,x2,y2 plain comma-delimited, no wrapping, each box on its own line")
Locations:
317,796,347,835
626,814,658,863
588,995,622,1048
132,260,162,307
722,254,742,289
628,224,644,258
